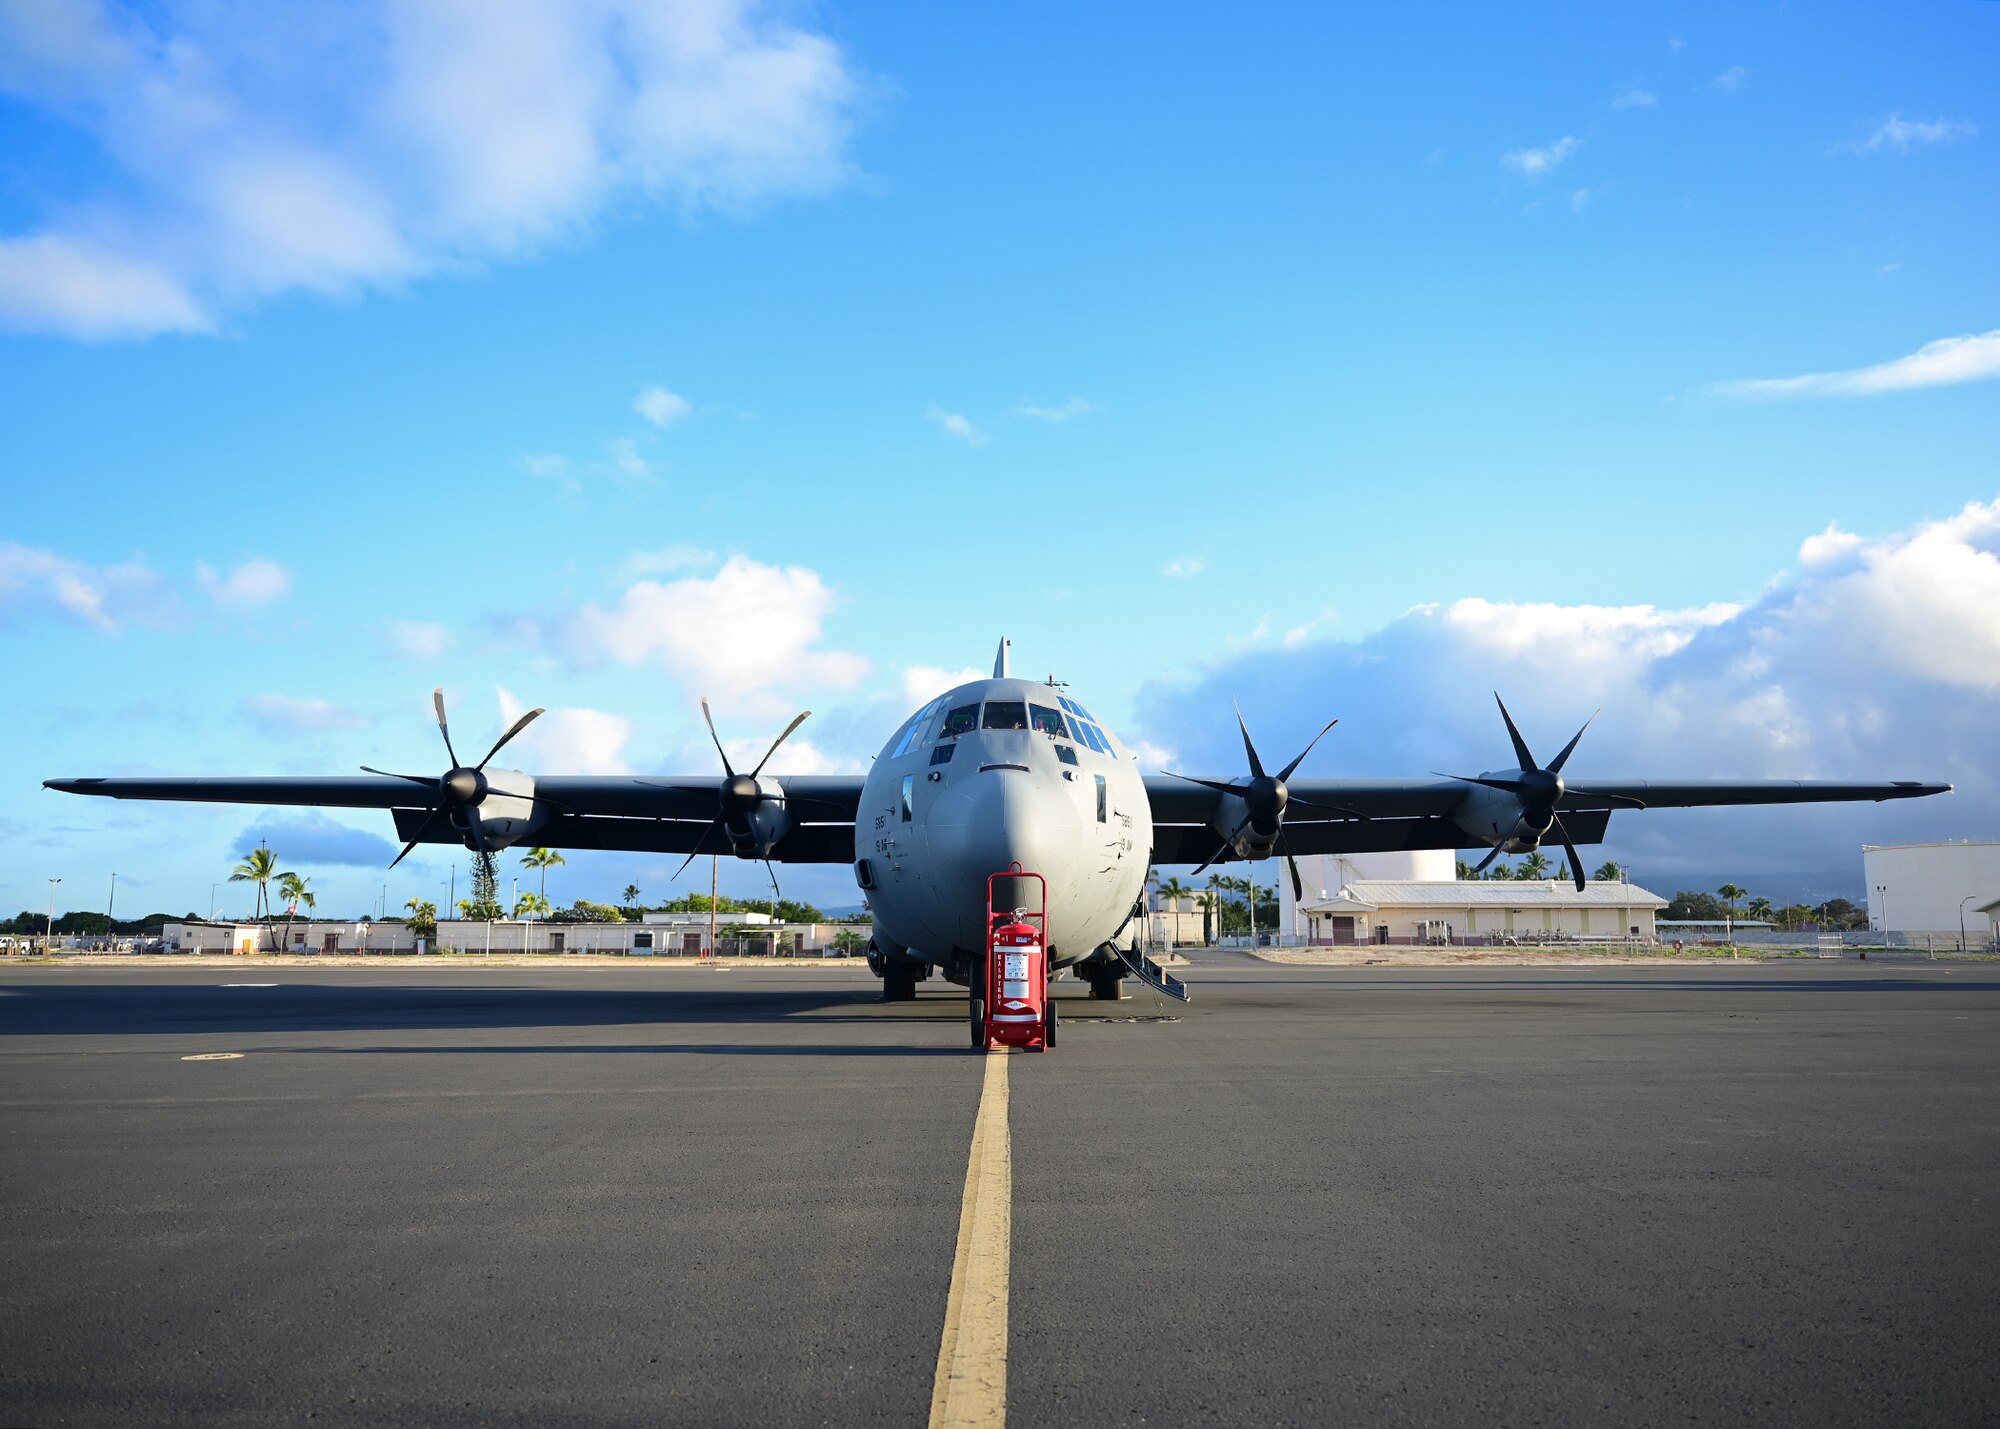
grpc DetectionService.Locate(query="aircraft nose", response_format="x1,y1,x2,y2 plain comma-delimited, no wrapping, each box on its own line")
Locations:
928,766,1085,892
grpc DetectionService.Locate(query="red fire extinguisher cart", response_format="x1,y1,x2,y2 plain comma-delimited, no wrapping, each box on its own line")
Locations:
975,867,1055,1052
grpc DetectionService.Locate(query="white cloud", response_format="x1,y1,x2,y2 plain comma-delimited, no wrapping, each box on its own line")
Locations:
626,545,718,577
0,541,168,631
0,2,864,340
927,405,989,447
1612,86,1657,111
1011,397,1096,423
635,386,692,428
240,692,370,735
527,555,870,700
901,665,986,705
1135,500,2000,881
495,686,632,775
1500,135,1579,179
1710,66,1749,93
1847,113,1977,156
1713,328,2000,401
604,437,653,481
1570,188,1591,213
195,557,292,608
388,619,452,660
1161,557,1206,578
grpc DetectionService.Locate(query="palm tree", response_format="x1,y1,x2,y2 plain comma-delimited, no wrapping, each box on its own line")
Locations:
277,872,312,950
622,883,641,908
514,891,551,920
1717,883,1746,931
1746,896,1773,923
404,897,437,942
1517,850,1552,881
1200,875,1223,945
520,848,566,913
1455,859,1478,880
1593,860,1625,883
229,845,292,946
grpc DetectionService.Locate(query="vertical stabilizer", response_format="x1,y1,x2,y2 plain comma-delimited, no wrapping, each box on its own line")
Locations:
993,637,1011,679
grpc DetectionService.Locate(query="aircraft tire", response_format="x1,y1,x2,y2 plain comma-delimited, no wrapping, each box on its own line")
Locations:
883,963,919,1001
1087,968,1125,1001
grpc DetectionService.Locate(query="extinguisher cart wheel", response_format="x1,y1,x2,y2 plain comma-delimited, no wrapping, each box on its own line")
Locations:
1043,998,1057,1048
969,992,986,1050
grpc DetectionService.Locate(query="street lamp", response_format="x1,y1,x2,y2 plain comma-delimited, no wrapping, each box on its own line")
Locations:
46,877,61,951
1874,883,1889,944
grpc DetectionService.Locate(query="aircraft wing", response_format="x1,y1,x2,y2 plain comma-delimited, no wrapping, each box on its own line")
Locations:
43,774,866,862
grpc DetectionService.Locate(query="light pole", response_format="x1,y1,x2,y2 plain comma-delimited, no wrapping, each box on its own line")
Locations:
209,882,219,920
46,877,61,951
1963,895,1978,953
1874,883,1889,944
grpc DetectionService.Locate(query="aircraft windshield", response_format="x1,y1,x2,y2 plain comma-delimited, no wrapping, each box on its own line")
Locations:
1030,705,1067,737
940,704,979,738
982,701,1029,730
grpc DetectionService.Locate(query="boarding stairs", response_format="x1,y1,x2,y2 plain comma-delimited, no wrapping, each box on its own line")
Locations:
1117,943,1191,1002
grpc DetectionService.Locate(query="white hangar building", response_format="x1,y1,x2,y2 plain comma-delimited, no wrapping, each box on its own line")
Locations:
1281,850,1667,945
1862,841,2000,940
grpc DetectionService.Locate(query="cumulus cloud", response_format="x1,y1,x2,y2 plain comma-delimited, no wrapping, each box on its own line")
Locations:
635,386,692,428
195,557,292,607
388,619,452,660
495,687,631,774
0,541,169,631
1011,397,1096,423
625,545,718,577
902,664,986,705
1611,85,1657,111
1134,500,1999,883
927,405,989,447
240,692,370,735
0,1,865,339
1846,113,1977,155
1162,557,1206,578
1500,135,1579,179
1713,328,2000,401
1709,66,1749,93
516,554,869,701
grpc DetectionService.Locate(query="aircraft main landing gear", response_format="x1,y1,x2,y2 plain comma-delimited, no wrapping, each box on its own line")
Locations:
883,962,921,1001
1086,965,1126,1001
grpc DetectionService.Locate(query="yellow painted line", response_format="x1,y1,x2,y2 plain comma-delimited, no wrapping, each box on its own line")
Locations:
180,1052,244,1061
929,1050,1012,1428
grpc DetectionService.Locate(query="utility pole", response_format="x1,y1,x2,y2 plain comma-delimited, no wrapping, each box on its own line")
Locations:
107,871,117,943
46,877,61,951
709,854,718,959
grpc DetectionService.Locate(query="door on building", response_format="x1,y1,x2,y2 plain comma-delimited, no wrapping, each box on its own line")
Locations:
681,933,702,955
1328,915,1355,945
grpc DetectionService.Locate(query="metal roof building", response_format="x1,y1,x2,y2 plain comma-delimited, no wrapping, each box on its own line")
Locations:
1861,841,2000,939
1298,879,1668,946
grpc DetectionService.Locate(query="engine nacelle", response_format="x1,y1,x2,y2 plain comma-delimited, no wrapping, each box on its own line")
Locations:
455,768,543,851
1450,779,1547,855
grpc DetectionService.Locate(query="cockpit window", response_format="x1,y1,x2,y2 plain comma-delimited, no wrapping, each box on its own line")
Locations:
1079,723,1107,754
940,704,979,738
890,697,944,758
982,701,1029,730
1055,744,1078,766
1030,704,1067,737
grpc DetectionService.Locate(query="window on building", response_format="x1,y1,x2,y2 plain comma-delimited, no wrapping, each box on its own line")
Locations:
1030,704,1067,737
1094,773,1108,822
940,704,980,738
983,701,1029,730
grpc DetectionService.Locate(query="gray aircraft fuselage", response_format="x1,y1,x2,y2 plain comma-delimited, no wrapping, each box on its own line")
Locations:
856,676,1151,977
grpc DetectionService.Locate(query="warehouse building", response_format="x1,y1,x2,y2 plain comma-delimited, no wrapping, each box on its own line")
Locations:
1861,841,2000,941
1298,879,1667,945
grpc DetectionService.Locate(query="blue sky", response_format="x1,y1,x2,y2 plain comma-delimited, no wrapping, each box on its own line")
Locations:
3,1,1996,918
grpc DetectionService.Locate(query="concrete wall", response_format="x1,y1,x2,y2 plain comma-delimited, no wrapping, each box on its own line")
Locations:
1862,843,2000,935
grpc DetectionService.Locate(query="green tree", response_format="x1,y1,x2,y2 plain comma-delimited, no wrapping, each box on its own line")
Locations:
466,853,503,920
1593,861,1625,883
277,872,315,949
1200,876,1222,945
831,928,868,955
1157,875,1193,903
621,883,641,908
229,845,292,943
404,898,437,941
1746,897,1773,922
1516,850,1552,880
559,900,626,923
513,891,551,920
519,847,566,910
1455,859,1478,880
1717,883,1747,930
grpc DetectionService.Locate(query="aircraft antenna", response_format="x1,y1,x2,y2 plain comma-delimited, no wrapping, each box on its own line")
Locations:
993,637,1010,679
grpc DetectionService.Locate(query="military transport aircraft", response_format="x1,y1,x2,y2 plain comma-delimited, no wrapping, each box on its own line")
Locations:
47,638,1948,1011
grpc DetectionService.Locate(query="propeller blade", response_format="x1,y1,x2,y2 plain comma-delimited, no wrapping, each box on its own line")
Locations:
1472,845,1505,874
1286,796,1369,820
360,765,444,790
699,698,735,778
749,710,812,779
1232,702,1267,780
1551,813,1586,892
1275,718,1339,783
476,706,544,771
1546,710,1599,775
670,820,727,881
1165,771,1252,798
387,806,449,868
433,687,460,768
763,859,782,903
1435,772,1527,794
1494,693,1538,771
1564,786,1649,809
1275,830,1305,904
1192,841,1231,876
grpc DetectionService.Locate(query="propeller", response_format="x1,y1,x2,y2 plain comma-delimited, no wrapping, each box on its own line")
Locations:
660,699,811,887
1170,705,1340,903
362,687,545,869
1438,694,1643,891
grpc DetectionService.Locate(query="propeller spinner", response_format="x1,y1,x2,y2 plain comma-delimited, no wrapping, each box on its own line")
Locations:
363,687,544,868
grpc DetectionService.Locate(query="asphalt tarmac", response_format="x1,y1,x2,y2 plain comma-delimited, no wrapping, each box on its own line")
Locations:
3,955,1997,1427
